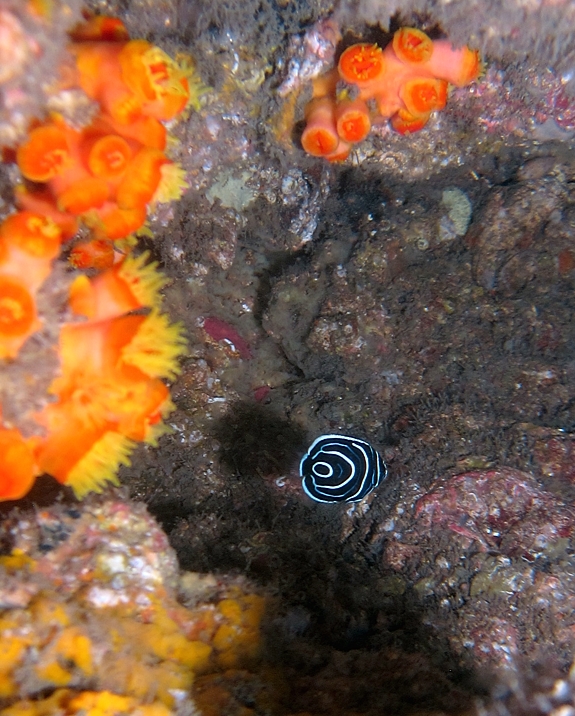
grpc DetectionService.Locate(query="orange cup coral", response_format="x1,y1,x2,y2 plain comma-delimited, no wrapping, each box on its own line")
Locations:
0,210,61,358
302,26,481,160
33,255,186,499
14,16,193,247
0,220,186,505
0,15,194,502
301,97,339,157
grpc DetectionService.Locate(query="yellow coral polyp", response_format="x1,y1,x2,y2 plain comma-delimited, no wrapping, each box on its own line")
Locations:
120,310,187,381
0,532,271,713
212,593,266,669
35,659,73,686
69,252,167,321
117,252,168,308
218,598,243,625
153,162,189,205
30,597,70,628
63,431,133,498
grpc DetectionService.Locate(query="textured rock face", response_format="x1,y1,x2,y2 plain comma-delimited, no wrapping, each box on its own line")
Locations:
0,496,270,715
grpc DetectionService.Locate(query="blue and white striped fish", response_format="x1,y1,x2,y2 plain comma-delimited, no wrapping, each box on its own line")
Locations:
300,434,387,503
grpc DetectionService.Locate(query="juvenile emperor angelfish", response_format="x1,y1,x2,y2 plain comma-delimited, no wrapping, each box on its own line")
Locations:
300,434,387,503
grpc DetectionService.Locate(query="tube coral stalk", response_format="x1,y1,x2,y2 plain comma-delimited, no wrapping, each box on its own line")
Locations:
423,40,481,87
325,138,351,163
301,97,339,157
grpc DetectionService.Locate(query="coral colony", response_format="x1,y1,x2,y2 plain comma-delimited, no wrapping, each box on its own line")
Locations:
0,11,192,501
0,9,480,502
301,27,481,161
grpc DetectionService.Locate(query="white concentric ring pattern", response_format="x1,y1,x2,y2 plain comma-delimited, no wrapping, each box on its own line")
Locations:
300,434,387,503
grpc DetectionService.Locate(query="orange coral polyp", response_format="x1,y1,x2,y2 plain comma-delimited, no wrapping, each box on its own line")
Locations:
119,40,190,120
34,417,113,487
68,239,115,271
15,186,79,240
55,315,149,389
0,427,37,501
338,43,385,86
400,77,448,117
325,139,351,163
301,97,339,157
116,379,170,441
119,40,160,102
92,204,147,240
71,42,124,100
392,27,433,64
87,135,133,179
0,212,61,260
117,148,167,210
70,15,130,42
0,277,36,338
335,98,371,143
390,108,430,135
17,125,71,182
57,177,110,215
69,269,141,321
